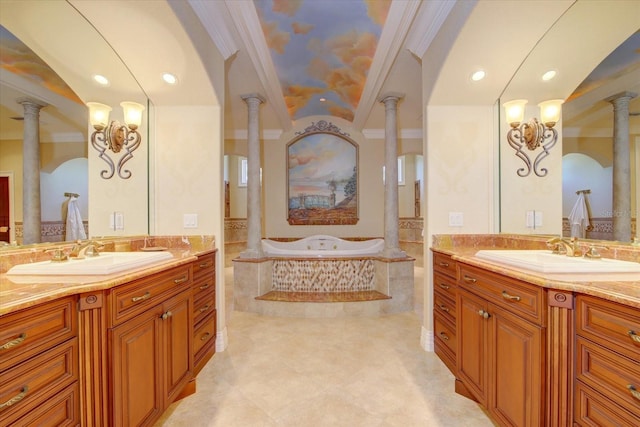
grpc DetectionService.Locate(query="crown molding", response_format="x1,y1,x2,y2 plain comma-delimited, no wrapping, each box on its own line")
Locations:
188,0,239,60
405,0,457,59
352,1,420,130
362,128,423,140
224,0,291,132
231,128,283,141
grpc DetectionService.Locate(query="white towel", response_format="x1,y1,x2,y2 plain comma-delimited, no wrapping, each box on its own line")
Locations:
65,196,87,241
568,193,590,238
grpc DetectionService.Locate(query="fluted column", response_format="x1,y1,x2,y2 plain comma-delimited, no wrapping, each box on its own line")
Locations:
605,91,637,242
18,97,48,244
240,94,265,258
378,93,406,258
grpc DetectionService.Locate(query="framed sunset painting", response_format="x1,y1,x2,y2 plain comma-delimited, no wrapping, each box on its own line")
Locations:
287,122,358,225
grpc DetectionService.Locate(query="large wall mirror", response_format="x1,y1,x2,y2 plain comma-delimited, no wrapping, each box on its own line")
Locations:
499,1,639,242
0,1,149,245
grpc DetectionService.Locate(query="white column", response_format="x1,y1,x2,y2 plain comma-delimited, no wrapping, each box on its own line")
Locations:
605,91,637,242
18,97,48,245
240,94,265,258
378,93,406,258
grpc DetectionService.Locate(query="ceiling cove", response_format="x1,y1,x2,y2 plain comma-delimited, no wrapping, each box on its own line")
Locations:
253,0,391,122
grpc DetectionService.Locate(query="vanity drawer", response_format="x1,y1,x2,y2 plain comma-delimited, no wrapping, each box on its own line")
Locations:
434,290,456,325
194,312,216,358
193,292,216,326
576,295,640,361
576,336,640,412
192,275,215,299
575,381,640,427
0,296,77,372
434,312,456,373
433,252,456,278
458,263,545,326
193,252,215,282
0,339,78,426
108,265,192,326
433,271,457,300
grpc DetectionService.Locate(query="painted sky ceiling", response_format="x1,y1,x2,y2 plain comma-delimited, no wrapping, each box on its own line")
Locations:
0,25,81,103
253,0,391,122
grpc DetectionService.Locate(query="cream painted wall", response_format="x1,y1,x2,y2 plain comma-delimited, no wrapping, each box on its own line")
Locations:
500,105,563,235
264,116,385,238
0,140,23,222
636,135,639,239
398,154,417,218
227,154,248,218
151,105,223,238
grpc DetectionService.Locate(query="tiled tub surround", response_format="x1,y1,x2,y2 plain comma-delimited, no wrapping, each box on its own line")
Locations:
233,254,414,317
0,235,216,314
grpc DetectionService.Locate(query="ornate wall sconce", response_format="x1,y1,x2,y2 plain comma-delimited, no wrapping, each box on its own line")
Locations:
87,101,145,179
503,99,563,177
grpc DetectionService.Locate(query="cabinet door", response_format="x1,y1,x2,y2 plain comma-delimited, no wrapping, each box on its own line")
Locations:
162,289,193,406
457,289,489,405
111,308,162,427
490,305,544,427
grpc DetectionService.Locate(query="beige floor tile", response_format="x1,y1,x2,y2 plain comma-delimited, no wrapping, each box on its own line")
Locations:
155,268,493,427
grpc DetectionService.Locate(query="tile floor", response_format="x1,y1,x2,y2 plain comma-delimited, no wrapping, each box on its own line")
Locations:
154,267,494,427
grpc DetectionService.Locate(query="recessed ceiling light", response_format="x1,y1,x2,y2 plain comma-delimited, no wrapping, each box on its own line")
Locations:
471,70,486,81
93,74,109,86
162,73,178,85
542,70,557,81
319,97,326,102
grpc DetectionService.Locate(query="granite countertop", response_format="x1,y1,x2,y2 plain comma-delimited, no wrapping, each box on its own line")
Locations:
0,236,216,316
431,234,640,308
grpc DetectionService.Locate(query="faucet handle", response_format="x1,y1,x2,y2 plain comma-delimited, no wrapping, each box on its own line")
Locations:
46,248,68,262
584,244,609,259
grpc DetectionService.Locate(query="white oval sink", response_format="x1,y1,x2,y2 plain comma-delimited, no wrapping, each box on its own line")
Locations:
6,251,173,275
475,250,640,274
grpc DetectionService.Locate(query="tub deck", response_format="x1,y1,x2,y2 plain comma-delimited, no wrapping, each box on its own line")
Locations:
256,290,391,303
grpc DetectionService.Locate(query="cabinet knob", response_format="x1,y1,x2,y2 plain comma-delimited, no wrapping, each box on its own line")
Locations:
438,262,450,268
438,304,450,313
161,310,173,320
627,384,640,401
438,283,450,290
199,304,211,313
628,330,640,344
174,275,189,285
201,332,211,341
478,309,491,319
439,332,450,341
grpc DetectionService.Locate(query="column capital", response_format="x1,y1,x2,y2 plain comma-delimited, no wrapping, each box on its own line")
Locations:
17,97,48,109
377,92,405,104
604,91,638,103
241,93,266,104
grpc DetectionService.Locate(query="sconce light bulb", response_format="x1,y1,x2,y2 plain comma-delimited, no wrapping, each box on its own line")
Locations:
503,99,527,126
120,101,145,129
538,99,564,127
86,102,112,129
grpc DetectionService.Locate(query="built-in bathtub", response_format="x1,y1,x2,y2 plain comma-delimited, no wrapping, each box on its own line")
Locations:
233,235,414,317
261,235,384,257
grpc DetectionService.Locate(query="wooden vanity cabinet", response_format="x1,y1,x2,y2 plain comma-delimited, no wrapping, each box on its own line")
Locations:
191,251,217,375
0,296,79,426
574,295,640,426
456,263,546,427
432,252,457,373
107,264,193,427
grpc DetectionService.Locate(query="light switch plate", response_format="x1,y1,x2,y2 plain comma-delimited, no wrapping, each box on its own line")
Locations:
448,212,463,227
183,213,198,228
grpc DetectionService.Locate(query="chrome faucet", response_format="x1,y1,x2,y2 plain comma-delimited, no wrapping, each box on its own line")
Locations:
546,236,583,257
69,240,104,259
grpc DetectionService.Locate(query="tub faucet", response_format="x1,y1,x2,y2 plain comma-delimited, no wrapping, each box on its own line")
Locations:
546,236,582,257
69,240,104,259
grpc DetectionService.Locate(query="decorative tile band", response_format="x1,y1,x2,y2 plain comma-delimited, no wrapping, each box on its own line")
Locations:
271,258,375,292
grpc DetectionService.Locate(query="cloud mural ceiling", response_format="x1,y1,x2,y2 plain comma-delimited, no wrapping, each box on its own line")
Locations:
253,0,391,122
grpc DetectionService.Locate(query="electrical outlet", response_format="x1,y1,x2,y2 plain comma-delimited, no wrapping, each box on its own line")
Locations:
526,211,534,228
448,212,463,227
534,211,543,227
115,212,124,230
183,214,198,228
